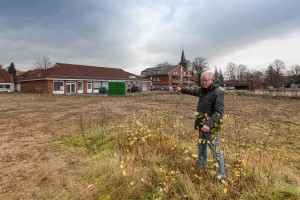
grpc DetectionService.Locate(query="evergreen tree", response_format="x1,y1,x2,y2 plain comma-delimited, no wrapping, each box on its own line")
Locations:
219,68,224,85
8,62,17,82
213,66,219,80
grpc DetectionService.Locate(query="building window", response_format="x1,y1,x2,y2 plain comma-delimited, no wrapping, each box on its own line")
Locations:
78,82,83,91
157,77,160,81
54,80,64,91
93,81,101,90
88,82,92,89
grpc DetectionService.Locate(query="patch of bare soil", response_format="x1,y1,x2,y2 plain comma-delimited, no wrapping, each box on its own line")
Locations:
1,92,299,199
0,93,187,199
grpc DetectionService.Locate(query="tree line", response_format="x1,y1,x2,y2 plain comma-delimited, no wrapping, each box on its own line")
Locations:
156,57,300,88
224,59,300,88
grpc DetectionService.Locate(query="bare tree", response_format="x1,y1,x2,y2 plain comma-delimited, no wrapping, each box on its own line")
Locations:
290,64,300,75
156,62,172,68
192,57,208,86
33,56,53,69
265,65,276,87
244,70,253,80
186,60,192,71
0,64,3,69
241,69,264,82
286,69,295,76
237,64,248,80
252,70,265,80
265,59,286,88
226,62,237,80
296,65,300,75
286,64,300,87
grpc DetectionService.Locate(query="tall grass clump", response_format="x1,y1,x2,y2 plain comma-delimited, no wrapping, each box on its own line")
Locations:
58,95,299,199
87,111,187,199
82,110,236,199
56,102,114,155
222,92,300,200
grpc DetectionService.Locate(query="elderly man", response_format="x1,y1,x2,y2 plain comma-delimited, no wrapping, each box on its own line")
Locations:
175,72,226,180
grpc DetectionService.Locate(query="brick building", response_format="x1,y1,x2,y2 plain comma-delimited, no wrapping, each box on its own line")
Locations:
0,68,14,92
17,63,150,94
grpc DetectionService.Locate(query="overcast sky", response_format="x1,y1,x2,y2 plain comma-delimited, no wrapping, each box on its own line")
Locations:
1,0,300,75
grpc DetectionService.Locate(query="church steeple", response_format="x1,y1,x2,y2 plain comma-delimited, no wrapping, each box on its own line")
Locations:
179,49,187,69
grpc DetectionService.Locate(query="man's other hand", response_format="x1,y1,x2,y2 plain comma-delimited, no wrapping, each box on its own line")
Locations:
201,125,210,133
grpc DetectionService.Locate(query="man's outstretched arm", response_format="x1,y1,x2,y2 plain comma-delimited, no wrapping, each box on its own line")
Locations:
175,86,202,97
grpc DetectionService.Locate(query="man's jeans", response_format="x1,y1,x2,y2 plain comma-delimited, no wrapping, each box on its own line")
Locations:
198,131,226,179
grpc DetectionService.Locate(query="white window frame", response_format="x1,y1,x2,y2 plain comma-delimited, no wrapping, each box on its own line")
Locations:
53,80,64,95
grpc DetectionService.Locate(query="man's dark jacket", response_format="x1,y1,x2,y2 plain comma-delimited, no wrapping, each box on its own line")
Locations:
181,80,224,130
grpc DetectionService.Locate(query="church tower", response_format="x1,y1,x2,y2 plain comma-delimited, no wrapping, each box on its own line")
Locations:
178,49,187,69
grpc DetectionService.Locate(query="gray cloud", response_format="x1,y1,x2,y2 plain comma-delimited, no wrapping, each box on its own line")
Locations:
1,0,300,73
146,0,300,59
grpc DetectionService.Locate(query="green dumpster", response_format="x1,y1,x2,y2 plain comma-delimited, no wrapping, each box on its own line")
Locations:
108,81,125,96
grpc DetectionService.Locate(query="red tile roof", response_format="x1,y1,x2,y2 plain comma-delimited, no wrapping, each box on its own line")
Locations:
19,63,149,81
0,69,12,83
18,69,44,78
16,71,27,76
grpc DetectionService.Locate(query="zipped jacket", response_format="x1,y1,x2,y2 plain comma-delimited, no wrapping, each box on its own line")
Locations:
181,80,224,130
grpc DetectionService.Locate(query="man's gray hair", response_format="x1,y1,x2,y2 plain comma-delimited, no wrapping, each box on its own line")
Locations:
201,72,214,80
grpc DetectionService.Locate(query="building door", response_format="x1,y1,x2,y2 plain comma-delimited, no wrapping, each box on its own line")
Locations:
66,82,76,94
87,82,92,93
142,82,147,91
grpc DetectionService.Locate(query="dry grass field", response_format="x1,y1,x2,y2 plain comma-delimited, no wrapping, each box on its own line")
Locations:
0,92,299,199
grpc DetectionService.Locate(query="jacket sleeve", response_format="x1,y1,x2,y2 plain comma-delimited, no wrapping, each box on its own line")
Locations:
181,87,202,97
205,89,224,127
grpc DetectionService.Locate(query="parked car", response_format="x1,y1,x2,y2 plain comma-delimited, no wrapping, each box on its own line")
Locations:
99,87,108,94
219,86,226,91
227,86,235,90
0,87,8,93
150,86,158,91
127,86,141,93
151,86,162,91
160,86,169,91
